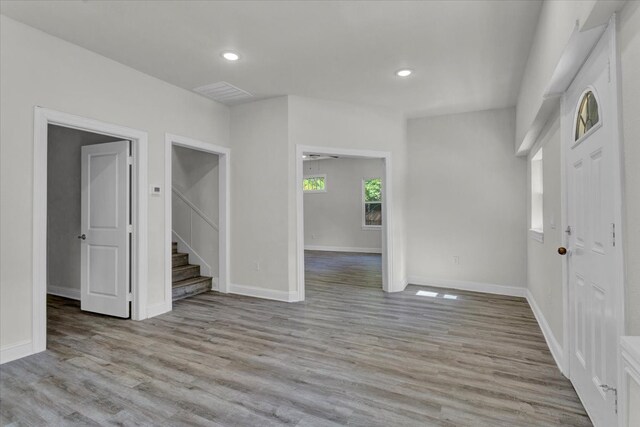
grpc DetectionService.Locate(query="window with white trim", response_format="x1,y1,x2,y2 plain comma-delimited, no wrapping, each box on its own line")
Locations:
530,148,543,240
303,175,326,192
363,178,382,228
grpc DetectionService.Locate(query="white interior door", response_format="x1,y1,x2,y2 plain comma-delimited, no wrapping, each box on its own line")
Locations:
80,140,131,318
564,24,620,427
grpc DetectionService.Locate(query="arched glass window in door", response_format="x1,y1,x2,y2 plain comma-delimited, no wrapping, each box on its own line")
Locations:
575,90,599,141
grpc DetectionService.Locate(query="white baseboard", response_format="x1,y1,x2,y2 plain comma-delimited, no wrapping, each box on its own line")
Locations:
47,285,80,300
304,245,382,254
526,290,566,376
230,283,298,302
1,340,35,364
407,276,527,298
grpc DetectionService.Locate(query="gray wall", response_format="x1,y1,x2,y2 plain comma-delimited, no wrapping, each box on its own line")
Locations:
230,97,292,293
619,0,640,336
526,112,564,343
304,158,382,251
523,0,640,345
406,107,527,290
171,145,219,277
47,125,122,297
1,16,230,349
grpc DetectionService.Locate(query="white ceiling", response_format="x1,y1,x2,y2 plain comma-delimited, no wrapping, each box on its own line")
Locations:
0,0,542,118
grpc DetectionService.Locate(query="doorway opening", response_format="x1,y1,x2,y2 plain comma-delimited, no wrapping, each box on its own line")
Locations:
170,145,219,301
33,107,149,356
46,125,133,316
296,145,394,301
302,155,384,294
164,134,230,313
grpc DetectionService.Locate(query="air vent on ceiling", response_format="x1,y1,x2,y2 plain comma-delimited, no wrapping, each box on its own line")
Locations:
193,81,253,105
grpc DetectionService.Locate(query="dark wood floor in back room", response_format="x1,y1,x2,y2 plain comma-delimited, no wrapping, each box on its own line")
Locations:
0,251,591,426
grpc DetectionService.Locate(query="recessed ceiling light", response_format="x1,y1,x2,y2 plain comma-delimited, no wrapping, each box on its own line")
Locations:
396,69,412,77
222,51,240,61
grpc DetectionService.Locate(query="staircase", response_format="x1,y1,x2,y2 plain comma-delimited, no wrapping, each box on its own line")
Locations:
172,242,212,301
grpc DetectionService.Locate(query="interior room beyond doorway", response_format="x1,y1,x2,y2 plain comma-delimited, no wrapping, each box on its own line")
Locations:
303,155,384,291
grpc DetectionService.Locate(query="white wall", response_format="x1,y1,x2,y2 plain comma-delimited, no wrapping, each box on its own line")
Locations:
172,145,219,276
229,97,292,295
289,95,408,291
514,0,626,153
229,96,406,297
519,0,640,368
47,125,122,298
0,16,229,351
406,108,527,291
526,112,564,343
304,158,383,252
618,0,640,335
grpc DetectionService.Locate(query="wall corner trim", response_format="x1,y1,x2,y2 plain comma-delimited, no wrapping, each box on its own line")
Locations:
146,302,172,319
620,337,640,427
0,340,36,365
526,290,567,377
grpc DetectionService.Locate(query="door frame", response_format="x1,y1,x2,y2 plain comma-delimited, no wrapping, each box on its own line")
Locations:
33,107,149,354
164,133,231,311
296,144,394,301
560,15,626,397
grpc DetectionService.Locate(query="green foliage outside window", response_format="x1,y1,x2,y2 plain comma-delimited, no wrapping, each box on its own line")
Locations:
303,176,326,192
364,178,382,226
364,178,382,202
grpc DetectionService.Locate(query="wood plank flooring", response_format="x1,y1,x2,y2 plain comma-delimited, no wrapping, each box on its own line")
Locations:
0,251,591,426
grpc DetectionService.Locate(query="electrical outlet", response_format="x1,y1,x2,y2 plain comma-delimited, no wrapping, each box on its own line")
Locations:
254,261,260,271
453,256,460,265
311,233,317,239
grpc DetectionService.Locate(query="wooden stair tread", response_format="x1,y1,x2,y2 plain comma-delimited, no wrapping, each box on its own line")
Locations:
172,276,211,288
172,264,199,272
170,242,211,301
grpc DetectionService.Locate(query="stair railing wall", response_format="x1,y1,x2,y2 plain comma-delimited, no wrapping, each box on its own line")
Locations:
171,186,219,278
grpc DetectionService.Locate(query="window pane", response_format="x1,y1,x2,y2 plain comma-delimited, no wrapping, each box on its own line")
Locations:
303,176,325,192
530,148,543,232
365,202,382,226
364,178,382,202
575,91,599,141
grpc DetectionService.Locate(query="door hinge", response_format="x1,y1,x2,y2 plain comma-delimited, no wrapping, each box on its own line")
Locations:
127,224,133,233
600,384,618,413
611,223,616,247
608,59,611,83
127,292,133,302
127,156,133,165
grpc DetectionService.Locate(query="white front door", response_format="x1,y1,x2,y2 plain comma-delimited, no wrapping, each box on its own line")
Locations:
563,22,622,427
80,140,131,318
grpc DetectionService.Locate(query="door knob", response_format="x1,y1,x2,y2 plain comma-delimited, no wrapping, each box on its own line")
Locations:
77,234,86,240
557,247,567,255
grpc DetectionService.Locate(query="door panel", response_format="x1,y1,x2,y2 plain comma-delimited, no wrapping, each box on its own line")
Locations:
564,23,619,427
88,245,119,296
81,140,130,318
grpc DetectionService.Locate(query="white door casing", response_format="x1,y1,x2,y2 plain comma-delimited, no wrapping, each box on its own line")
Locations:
562,20,623,427
80,140,131,318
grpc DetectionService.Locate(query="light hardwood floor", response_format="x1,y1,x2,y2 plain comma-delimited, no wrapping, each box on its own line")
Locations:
0,251,590,426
